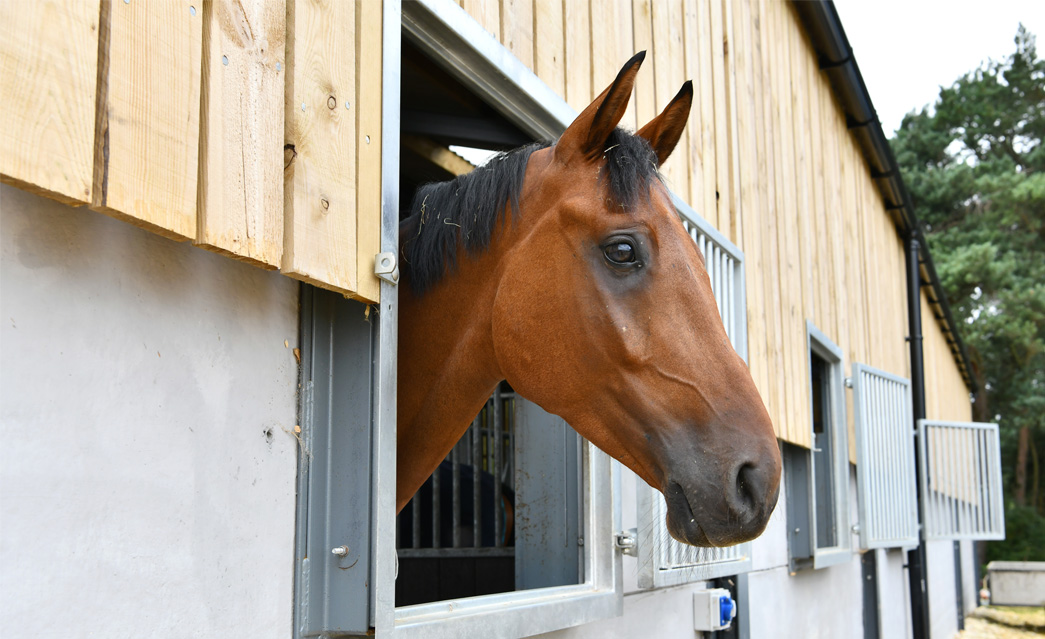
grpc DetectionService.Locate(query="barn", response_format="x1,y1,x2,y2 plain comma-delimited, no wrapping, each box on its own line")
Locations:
0,1,1003,638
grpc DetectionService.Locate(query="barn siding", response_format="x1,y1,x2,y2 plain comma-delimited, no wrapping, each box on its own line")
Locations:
0,0,974,435
467,0,964,448
0,0,382,302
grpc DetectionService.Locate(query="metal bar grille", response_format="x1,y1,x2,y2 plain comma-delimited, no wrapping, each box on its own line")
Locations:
635,200,751,588
917,420,1005,540
851,363,918,549
397,389,516,555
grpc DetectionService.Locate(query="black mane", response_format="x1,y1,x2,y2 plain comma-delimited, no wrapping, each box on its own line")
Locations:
401,129,662,295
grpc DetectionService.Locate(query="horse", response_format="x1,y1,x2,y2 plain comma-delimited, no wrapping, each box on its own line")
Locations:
396,52,781,548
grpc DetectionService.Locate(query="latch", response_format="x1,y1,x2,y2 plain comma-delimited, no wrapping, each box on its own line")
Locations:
375,251,399,285
614,528,638,556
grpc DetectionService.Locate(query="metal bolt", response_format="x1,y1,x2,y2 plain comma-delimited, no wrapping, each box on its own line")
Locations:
577,536,584,547
327,95,336,109
345,102,351,110
365,135,370,144
189,6,196,16
332,545,349,557
222,55,228,66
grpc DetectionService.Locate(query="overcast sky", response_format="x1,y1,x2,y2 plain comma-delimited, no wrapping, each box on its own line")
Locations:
833,0,1045,136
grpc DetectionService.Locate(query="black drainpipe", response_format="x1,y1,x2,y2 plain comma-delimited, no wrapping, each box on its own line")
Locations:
905,234,931,639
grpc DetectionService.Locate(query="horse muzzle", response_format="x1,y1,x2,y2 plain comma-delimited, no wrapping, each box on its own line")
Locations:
662,450,781,547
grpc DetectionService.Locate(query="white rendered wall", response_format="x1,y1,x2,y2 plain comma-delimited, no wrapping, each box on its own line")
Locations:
0,185,300,638
927,540,960,639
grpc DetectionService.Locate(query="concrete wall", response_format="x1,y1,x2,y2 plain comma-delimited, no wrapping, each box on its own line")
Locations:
0,185,300,638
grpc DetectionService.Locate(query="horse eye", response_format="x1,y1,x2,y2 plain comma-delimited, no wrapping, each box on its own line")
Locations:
604,242,636,264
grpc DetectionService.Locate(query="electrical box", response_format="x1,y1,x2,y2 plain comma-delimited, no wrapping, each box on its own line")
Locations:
693,588,736,632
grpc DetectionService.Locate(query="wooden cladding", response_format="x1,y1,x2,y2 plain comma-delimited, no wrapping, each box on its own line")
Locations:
0,1,100,205
0,0,382,302
459,0,968,448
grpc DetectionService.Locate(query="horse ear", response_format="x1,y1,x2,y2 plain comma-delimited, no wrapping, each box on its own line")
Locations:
555,51,646,164
637,81,693,166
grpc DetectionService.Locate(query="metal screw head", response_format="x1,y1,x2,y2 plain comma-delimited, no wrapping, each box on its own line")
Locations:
301,102,306,112
189,6,196,16
222,55,228,66
345,102,351,110
365,135,370,144
276,61,281,71
332,545,349,557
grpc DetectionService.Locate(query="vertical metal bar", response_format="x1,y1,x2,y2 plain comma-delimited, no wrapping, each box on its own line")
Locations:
370,2,401,632
432,451,442,548
452,439,461,548
412,494,421,549
493,385,503,547
472,409,482,547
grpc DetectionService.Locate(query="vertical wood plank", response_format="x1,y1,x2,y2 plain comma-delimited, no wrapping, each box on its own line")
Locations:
616,0,637,131
500,0,534,71
197,0,286,268
283,0,357,293
563,0,591,110
92,0,203,240
462,0,501,41
695,0,717,228
354,0,382,304
734,0,768,405
788,10,815,329
632,0,656,128
680,0,706,222
756,0,788,444
534,0,565,98
649,1,686,193
591,0,622,113
805,34,830,340
708,0,731,238
0,0,100,205
722,0,743,244
821,85,849,376
774,0,806,444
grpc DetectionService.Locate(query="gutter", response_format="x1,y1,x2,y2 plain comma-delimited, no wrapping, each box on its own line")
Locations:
791,0,978,396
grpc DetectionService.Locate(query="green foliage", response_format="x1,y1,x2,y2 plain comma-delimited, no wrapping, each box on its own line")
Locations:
892,25,1045,545
986,502,1045,563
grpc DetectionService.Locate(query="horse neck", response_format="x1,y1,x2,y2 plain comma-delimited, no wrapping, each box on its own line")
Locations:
396,236,509,509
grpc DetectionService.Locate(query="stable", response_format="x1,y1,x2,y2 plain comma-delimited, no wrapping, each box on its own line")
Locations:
0,1,1002,638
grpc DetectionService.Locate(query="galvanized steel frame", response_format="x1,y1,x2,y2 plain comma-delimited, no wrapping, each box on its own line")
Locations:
851,363,919,550
805,322,853,569
917,420,1005,541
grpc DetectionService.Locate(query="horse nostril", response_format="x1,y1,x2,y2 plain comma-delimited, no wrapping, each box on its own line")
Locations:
735,463,760,513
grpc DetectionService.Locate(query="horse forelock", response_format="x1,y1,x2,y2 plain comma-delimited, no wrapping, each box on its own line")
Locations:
400,129,662,296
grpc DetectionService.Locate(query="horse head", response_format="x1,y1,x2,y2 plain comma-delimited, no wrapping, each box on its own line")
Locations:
398,53,781,548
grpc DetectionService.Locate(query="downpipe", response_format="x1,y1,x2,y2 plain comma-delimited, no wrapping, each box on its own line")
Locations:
905,233,931,639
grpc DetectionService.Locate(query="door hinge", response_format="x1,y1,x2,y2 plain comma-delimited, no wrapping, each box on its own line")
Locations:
615,528,638,556
375,251,399,285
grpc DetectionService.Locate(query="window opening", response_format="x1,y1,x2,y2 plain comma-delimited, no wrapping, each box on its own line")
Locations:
786,322,851,571
394,36,583,608
811,352,837,549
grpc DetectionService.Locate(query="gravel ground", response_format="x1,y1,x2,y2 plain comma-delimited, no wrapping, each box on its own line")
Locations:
956,607,1045,639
